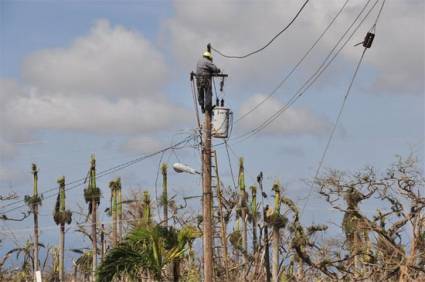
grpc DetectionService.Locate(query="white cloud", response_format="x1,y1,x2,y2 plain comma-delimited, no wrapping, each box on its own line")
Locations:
164,0,424,95
366,1,424,94
3,91,188,134
238,95,331,136
23,20,167,99
0,20,191,160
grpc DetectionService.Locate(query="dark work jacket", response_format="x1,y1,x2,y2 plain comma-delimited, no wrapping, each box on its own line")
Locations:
196,57,220,87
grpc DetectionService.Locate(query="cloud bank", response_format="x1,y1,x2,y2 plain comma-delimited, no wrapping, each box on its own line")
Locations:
238,95,331,136
164,0,424,95
0,20,190,171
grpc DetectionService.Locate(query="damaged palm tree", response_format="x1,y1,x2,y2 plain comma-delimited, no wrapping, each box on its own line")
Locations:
97,224,201,281
74,250,93,281
109,179,119,246
238,158,249,267
318,168,376,278
161,163,169,227
142,191,152,227
117,178,123,241
84,155,101,282
315,156,425,280
24,163,43,281
265,181,287,282
53,176,72,282
341,186,371,272
161,163,176,282
250,185,258,252
281,195,330,280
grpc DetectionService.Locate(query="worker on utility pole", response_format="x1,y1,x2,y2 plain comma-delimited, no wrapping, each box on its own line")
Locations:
194,45,227,282
196,49,221,113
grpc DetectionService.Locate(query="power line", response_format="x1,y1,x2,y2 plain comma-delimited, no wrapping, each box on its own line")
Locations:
0,135,194,215
300,0,387,219
235,0,376,140
211,0,310,59
300,47,368,217
225,142,258,185
224,139,237,190
154,150,166,219
0,173,90,210
236,0,351,123
0,212,193,235
231,0,379,144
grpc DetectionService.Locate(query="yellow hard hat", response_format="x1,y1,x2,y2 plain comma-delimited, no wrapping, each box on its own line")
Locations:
203,51,213,60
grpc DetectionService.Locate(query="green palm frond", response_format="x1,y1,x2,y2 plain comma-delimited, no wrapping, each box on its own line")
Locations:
97,224,191,282
75,250,92,276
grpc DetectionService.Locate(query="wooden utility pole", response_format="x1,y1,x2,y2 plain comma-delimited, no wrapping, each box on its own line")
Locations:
202,106,213,282
161,163,168,226
31,164,40,282
197,47,228,281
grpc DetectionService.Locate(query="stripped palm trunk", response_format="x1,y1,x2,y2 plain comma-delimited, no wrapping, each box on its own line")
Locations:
342,188,370,277
100,224,105,261
258,173,271,282
58,178,65,282
142,191,152,226
54,177,72,282
116,178,123,241
83,155,100,282
109,179,118,246
238,158,248,268
32,164,40,282
272,182,281,282
161,163,168,226
161,163,174,281
90,157,97,282
263,205,272,282
250,185,258,252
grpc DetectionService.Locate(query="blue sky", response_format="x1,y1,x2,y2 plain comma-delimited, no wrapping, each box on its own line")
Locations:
0,0,424,269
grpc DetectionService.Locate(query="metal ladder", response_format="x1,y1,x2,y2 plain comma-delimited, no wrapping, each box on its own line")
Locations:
211,150,230,279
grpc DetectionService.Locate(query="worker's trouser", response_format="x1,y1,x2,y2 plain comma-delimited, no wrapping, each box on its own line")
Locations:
197,79,213,112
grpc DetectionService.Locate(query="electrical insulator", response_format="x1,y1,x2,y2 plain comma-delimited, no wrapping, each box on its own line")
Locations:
363,32,375,48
